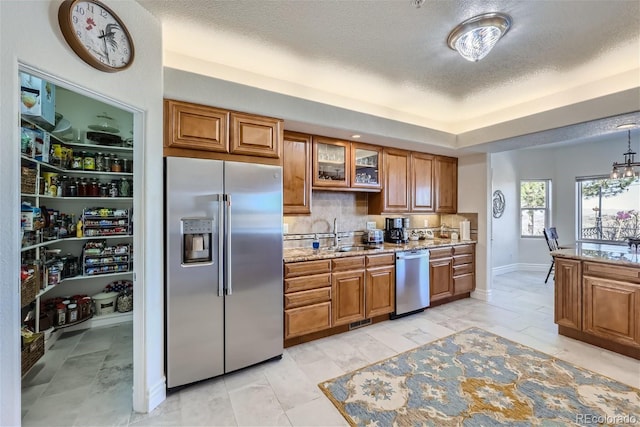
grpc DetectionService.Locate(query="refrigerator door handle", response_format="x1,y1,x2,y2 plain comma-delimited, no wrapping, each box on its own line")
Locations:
225,194,232,295
217,194,224,297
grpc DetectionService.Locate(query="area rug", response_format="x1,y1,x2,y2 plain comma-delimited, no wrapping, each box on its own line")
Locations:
319,327,640,426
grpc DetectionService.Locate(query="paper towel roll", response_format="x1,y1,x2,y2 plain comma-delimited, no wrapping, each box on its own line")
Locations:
460,220,471,241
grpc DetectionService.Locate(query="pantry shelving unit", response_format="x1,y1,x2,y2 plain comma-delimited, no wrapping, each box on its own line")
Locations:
20,107,135,340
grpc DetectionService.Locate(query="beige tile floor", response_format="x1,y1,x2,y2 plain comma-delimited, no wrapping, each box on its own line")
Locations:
22,270,640,426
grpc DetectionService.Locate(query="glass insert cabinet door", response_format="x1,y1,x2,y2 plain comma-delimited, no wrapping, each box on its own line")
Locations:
352,144,381,188
313,137,350,188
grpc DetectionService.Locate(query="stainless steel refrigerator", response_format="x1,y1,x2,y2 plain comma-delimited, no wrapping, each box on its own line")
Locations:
165,156,283,389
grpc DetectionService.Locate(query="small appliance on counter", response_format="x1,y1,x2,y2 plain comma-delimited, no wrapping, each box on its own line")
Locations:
385,217,409,243
362,229,384,248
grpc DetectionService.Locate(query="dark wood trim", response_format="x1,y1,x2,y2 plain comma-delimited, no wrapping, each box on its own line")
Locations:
163,147,282,166
284,314,388,348
311,186,380,193
558,325,640,360
428,292,470,307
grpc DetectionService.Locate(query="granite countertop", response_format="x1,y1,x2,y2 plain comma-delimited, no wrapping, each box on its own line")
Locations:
284,239,477,263
552,243,640,267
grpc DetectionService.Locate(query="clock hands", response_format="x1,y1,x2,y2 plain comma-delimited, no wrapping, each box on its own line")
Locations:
98,24,121,64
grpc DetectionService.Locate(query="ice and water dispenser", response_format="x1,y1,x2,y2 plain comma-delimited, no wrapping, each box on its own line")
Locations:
181,218,213,264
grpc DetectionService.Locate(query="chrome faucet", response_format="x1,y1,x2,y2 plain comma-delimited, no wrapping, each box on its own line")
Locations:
333,217,339,247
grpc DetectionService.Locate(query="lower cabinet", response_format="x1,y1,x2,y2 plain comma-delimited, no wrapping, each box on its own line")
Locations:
554,257,582,330
283,260,332,339
583,275,640,348
366,265,395,318
554,258,640,358
452,244,475,295
332,256,366,326
429,247,453,302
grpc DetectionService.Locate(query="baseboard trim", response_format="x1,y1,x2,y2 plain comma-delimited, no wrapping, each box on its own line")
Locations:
471,288,492,301
492,264,518,276
492,263,549,275
142,377,166,414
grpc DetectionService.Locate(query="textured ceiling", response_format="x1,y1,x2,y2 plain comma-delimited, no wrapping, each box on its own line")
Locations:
136,0,640,145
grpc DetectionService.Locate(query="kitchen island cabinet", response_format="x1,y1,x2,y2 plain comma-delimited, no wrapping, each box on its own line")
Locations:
552,244,640,359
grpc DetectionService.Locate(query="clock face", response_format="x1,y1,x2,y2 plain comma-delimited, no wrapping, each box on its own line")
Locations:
59,0,134,72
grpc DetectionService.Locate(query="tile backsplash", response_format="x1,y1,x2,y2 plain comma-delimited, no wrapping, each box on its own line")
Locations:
284,191,477,249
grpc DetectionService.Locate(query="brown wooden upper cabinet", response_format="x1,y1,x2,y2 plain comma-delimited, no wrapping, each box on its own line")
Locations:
230,112,281,159
411,152,435,212
351,143,382,190
369,148,410,213
434,155,458,213
312,137,382,191
283,131,312,215
164,99,229,152
369,149,457,214
164,99,282,161
313,136,351,189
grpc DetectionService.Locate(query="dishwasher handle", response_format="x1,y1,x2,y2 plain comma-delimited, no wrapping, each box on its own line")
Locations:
396,250,429,260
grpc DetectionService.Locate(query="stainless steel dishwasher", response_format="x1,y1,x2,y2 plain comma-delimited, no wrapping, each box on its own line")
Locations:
392,249,430,318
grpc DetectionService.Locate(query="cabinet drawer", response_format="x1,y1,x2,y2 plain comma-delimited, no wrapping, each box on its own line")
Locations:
429,247,453,259
454,273,474,294
453,254,474,266
284,259,331,278
332,256,365,271
284,287,331,309
583,262,640,284
453,244,474,255
284,302,332,339
453,263,473,276
366,253,395,267
285,273,331,293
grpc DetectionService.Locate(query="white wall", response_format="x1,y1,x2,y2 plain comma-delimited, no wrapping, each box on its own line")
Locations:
0,1,164,424
458,154,491,300
490,151,519,269
490,135,635,270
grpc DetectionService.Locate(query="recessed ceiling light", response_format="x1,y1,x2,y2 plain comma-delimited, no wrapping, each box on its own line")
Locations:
351,134,361,139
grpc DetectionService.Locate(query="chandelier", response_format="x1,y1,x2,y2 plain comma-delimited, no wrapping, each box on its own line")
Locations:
610,127,640,179
447,13,512,62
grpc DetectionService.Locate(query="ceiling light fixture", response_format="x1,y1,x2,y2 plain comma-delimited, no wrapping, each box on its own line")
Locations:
610,126,639,179
351,134,361,139
447,13,512,62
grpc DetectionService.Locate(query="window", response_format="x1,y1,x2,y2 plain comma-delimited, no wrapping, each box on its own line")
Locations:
577,176,640,243
520,180,551,237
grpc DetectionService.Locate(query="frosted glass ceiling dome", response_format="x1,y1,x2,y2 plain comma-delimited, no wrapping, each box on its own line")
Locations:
447,13,512,62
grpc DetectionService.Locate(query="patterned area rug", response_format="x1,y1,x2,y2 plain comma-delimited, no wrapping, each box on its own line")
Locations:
319,327,640,426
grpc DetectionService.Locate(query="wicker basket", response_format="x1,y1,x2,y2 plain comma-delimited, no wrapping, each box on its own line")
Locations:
21,332,44,377
21,166,37,194
20,274,38,308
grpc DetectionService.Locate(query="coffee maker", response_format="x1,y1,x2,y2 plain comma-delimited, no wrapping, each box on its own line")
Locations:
385,217,409,243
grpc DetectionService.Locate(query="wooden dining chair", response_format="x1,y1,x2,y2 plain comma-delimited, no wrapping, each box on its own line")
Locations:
543,227,573,284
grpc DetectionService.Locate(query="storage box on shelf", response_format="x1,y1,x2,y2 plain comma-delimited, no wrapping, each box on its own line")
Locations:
21,331,44,377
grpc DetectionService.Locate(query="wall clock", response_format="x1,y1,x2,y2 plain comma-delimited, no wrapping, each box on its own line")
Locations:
58,0,135,73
